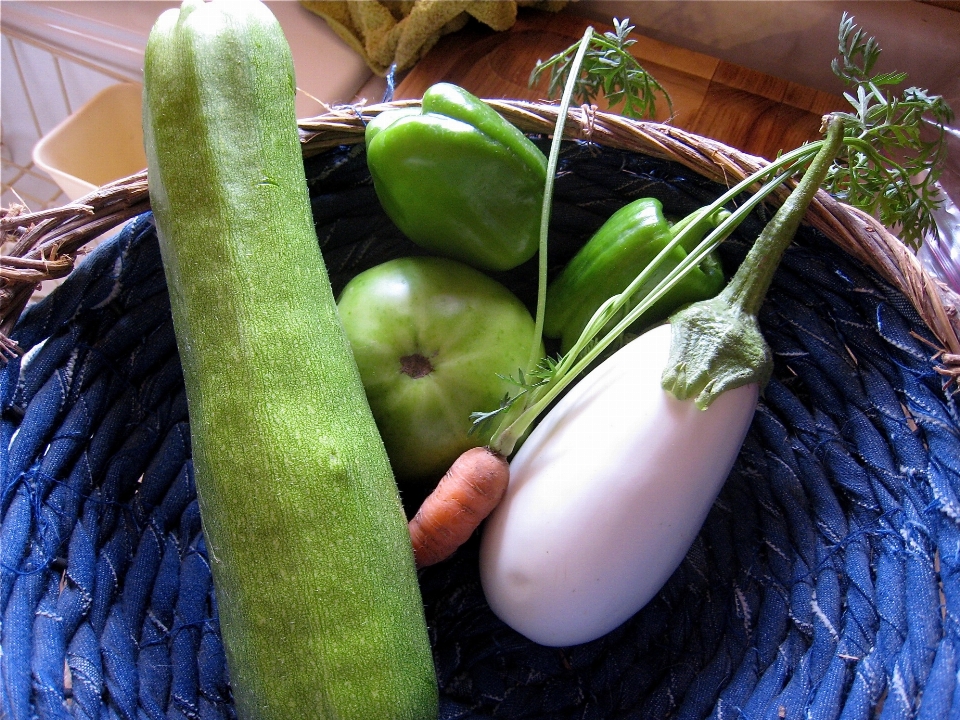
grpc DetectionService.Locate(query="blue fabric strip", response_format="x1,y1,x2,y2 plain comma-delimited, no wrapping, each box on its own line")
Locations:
3,143,959,719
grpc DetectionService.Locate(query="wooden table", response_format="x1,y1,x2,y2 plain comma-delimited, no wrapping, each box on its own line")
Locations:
394,10,845,162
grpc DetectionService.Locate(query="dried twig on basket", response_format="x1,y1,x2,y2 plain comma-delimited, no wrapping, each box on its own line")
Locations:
0,172,150,355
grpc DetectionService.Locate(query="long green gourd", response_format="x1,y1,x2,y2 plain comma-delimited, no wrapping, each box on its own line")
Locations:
142,1,438,718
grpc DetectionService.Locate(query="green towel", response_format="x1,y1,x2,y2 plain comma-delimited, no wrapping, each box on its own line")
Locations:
302,0,568,76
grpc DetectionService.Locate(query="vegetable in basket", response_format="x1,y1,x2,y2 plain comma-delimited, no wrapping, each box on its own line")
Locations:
544,197,728,353
142,1,437,717
399,25,680,569
409,446,510,569
365,82,547,272
464,16,952,646
337,256,540,485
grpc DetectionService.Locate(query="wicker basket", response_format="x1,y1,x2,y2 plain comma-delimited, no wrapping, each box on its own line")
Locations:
3,102,960,719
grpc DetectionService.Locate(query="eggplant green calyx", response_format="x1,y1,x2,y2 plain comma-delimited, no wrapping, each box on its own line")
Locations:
661,299,770,410
663,115,846,409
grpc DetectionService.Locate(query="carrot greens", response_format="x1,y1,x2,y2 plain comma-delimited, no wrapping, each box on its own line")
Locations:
528,25,595,369
824,13,954,249
473,14,953,456
529,18,671,120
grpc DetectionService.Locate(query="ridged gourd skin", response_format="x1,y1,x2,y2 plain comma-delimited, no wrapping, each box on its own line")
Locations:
142,1,438,718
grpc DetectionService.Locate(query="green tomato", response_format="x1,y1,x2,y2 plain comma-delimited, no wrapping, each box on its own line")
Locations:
337,256,540,484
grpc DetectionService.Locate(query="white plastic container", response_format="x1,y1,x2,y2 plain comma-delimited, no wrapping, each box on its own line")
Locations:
33,82,146,202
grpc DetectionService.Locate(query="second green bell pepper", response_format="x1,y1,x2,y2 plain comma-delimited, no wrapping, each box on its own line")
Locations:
544,197,728,353
366,83,547,272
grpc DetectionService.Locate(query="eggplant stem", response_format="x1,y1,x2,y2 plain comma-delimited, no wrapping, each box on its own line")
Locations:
721,116,846,317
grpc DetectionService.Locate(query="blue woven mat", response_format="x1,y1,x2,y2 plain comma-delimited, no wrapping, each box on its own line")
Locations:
3,142,960,719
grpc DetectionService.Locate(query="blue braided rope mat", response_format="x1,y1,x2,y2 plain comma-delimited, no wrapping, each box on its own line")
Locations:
3,142,960,720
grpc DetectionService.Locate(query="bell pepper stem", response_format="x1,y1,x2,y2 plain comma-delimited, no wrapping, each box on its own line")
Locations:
673,207,731,253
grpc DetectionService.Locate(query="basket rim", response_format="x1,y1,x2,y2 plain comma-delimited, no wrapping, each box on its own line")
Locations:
2,99,959,378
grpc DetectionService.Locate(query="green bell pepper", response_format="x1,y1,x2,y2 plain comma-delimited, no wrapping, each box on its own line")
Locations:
544,197,727,353
366,83,547,272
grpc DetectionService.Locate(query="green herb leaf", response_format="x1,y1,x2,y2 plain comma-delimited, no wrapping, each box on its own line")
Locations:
529,18,672,120
469,358,558,437
825,12,954,249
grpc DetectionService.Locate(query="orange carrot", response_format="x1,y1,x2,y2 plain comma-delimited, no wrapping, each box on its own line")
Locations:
409,446,510,568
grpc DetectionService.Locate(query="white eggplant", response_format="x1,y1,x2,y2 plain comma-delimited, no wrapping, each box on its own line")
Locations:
478,323,757,647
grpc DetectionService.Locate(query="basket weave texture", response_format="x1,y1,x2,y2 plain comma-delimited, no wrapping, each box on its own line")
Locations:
3,105,960,719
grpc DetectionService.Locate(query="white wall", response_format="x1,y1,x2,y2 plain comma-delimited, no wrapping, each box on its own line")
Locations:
1,1,371,212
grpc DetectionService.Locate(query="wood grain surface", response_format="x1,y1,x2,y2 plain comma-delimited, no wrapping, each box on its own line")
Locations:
394,10,846,161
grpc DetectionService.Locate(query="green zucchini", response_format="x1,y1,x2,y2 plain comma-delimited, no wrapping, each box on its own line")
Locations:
142,2,438,718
